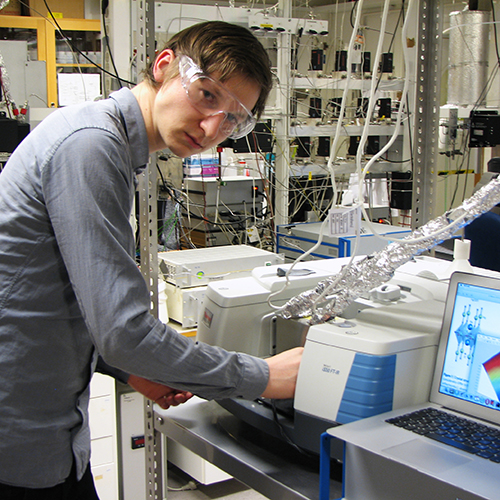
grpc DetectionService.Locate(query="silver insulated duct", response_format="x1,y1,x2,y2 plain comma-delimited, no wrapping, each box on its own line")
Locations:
279,175,500,325
447,9,490,106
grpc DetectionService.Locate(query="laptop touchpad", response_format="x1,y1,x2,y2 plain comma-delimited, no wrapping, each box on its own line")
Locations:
382,439,472,473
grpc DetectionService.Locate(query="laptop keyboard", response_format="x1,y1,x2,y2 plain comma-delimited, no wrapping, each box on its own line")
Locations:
386,407,500,463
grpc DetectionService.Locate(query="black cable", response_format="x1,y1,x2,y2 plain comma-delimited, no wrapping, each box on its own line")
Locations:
350,1,358,29
398,0,414,180
40,0,135,87
157,166,264,229
292,27,303,72
404,93,414,179
101,0,125,88
387,2,405,54
462,151,472,203
372,1,405,97
490,0,500,66
268,400,312,455
383,157,411,164
447,120,473,210
448,151,470,209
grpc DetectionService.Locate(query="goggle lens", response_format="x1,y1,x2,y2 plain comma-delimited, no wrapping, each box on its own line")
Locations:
179,55,256,140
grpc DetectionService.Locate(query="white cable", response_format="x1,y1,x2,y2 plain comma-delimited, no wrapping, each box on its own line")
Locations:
305,0,390,312
326,0,365,187
266,0,366,311
215,176,221,223
355,0,392,206
356,0,462,245
443,20,500,35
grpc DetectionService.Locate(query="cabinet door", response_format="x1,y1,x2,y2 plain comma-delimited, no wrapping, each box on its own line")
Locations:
0,17,47,106
90,373,118,500
45,18,101,107
0,16,101,108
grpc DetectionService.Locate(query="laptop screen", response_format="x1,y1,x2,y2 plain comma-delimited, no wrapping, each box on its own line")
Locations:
431,271,500,425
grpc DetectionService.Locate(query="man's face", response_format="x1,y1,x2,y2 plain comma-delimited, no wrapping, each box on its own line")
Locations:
150,59,260,158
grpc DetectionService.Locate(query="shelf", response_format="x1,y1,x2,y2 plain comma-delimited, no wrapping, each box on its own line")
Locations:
56,64,101,68
0,15,100,107
288,160,408,177
290,123,403,137
0,15,47,59
45,18,101,106
291,76,405,92
332,160,409,174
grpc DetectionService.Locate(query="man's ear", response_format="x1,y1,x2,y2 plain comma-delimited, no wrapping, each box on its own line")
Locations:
152,49,176,83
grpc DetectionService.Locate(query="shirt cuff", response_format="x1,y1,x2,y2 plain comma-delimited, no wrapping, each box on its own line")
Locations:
232,353,269,400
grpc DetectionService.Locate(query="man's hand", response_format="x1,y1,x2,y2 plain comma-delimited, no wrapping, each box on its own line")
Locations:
261,346,303,399
127,374,194,410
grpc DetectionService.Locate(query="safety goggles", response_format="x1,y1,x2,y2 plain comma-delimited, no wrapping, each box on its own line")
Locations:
178,54,256,140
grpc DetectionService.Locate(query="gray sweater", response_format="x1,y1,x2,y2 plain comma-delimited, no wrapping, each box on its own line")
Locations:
0,88,268,488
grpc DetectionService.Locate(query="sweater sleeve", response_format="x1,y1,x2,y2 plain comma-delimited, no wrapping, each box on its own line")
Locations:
96,356,129,385
42,126,269,401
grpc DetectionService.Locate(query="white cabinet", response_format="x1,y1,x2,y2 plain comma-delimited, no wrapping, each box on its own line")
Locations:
119,391,231,500
90,373,118,500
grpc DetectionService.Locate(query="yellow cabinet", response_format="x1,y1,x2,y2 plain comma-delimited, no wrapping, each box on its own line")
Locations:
0,15,100,107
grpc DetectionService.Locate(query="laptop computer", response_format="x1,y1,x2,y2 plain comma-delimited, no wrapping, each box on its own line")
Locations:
327,271,500,500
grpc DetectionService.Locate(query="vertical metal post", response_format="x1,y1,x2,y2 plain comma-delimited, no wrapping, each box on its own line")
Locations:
138,156,162,500
411,0,443,228
138,159,159,321
135,0,162,499
104,0,132,96
274,34,291,228
319,432,334,500
273,0,292,228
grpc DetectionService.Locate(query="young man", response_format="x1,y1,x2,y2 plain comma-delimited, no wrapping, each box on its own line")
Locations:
0,21,302,499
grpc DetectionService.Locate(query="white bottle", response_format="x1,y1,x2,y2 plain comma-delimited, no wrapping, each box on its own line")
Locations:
445,238,475,276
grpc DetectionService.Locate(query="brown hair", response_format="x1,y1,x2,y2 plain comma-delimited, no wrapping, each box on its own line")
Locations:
143,21,272,119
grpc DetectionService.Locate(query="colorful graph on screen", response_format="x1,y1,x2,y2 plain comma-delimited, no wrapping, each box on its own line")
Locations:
483,352,500,400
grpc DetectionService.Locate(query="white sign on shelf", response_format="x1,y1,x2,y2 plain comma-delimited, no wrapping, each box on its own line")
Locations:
328,206,361,237
57,73,101,106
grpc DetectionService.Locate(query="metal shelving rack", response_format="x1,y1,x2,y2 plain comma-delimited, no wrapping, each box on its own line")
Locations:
132,1,162,499
137,1,443,498
411,0,443,229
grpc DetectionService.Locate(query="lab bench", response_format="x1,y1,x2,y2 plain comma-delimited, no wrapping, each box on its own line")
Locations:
152,396,343,500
